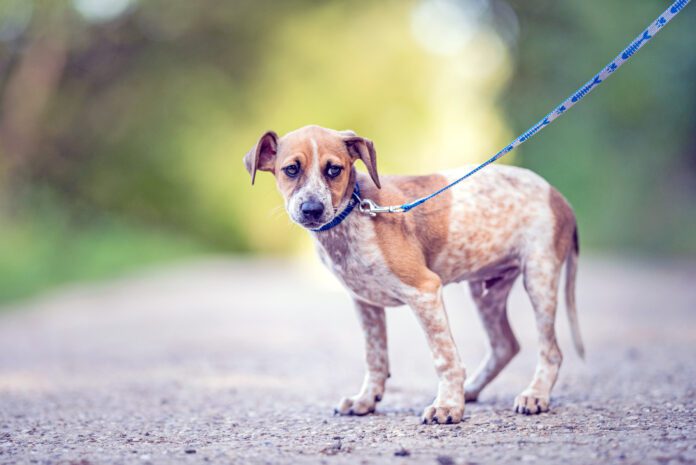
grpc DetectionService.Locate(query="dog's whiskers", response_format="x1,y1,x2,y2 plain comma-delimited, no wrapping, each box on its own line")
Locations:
269,205,285,219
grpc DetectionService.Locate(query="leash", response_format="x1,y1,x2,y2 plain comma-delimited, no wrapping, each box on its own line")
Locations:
356,0,691,217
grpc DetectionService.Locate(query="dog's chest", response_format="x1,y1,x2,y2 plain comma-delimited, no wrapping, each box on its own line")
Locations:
313,217,405,307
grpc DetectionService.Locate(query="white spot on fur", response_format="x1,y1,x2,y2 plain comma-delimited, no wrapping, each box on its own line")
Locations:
287,138,333,226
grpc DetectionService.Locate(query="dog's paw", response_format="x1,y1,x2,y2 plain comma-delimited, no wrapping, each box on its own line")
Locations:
421,403,464,425
464,388,479,402
513,392,550,415
334,394,379,416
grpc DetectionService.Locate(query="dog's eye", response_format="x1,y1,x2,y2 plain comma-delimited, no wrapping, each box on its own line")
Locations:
326,165,343,179
282,163,300,178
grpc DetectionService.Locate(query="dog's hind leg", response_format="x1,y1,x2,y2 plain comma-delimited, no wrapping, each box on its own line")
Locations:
335,299,389,416
514,254,563,414
464,268,520,402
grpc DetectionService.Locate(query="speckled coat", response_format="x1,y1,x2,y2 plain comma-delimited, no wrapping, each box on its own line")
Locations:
244,125,584,424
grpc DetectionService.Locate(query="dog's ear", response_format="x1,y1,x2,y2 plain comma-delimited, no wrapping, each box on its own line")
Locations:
243,131,279,185
342,133,381,189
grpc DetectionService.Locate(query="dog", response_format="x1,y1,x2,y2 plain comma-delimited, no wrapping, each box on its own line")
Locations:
243,125,584,424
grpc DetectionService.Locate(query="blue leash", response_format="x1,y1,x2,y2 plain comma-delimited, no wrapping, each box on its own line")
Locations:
353,0,691,217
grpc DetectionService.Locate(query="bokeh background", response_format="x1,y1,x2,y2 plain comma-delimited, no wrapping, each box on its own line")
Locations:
0,0,694,304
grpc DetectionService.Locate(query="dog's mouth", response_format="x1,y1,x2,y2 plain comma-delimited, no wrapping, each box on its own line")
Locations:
295,210,338,230
299,220,323,229
289,203,338,230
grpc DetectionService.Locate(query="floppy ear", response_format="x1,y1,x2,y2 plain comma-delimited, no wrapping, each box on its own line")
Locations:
243,131,279,185
343,134,381,189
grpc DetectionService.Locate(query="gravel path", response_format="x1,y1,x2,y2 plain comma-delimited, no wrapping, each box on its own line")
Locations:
1,256,695,465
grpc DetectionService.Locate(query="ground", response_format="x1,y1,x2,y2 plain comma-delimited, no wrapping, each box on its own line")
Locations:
1,256,695,465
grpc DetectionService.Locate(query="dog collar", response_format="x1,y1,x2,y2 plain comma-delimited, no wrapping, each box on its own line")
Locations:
311,183,361,232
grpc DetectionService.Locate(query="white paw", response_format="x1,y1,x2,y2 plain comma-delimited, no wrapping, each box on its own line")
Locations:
334,393,381,416
421,401,465,425
514,391,550,415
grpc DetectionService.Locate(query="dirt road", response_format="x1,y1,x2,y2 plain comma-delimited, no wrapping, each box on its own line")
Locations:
1,256,695,464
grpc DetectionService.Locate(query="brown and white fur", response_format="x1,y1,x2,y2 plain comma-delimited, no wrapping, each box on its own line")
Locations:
244,125,584,424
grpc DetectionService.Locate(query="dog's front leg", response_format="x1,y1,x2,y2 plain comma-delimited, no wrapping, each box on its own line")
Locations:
335,300,389,416
410,284,466,425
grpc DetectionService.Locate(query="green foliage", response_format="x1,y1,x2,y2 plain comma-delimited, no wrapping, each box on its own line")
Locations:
0,0,694,303
505,1,696,254
0,189,208,305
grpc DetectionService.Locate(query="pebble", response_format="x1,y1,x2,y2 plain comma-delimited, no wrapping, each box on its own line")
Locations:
436,455,455,465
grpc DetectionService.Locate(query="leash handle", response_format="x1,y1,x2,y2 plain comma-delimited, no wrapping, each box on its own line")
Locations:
359,0,690,216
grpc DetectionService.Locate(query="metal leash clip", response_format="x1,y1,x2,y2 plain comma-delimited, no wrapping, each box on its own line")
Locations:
358,198,404,216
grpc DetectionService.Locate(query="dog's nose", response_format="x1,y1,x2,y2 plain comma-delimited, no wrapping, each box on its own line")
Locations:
301,200,325,220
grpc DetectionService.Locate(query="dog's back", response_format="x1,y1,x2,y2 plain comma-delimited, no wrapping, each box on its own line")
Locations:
356,164,577,285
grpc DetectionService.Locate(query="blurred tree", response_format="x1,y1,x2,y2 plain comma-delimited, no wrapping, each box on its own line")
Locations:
0,0,694,302
503,0,696,253
2,0,515,253
0,1,70,182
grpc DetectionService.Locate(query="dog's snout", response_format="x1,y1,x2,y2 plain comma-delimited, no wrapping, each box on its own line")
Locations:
301,200,325,221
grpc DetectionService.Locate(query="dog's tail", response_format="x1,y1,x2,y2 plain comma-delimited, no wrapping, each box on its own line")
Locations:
565,226,585,359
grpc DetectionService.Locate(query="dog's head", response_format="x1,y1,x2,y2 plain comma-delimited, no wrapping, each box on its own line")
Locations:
243,125,380,229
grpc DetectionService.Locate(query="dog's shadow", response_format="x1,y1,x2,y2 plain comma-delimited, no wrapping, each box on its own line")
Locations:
340,391,528,424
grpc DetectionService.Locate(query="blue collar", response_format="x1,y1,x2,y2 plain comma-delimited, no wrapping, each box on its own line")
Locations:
311,183,361,232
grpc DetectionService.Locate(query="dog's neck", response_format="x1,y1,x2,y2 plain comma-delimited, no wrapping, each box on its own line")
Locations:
310,168,366,241
310,194,370,275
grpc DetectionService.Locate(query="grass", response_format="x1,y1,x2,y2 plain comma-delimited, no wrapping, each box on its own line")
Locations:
0,202,209,306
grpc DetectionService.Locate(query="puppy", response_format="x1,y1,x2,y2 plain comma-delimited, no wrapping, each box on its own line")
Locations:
244,125,583,424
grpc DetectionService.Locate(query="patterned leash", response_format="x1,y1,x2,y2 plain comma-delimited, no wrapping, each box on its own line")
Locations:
357,0,691,216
